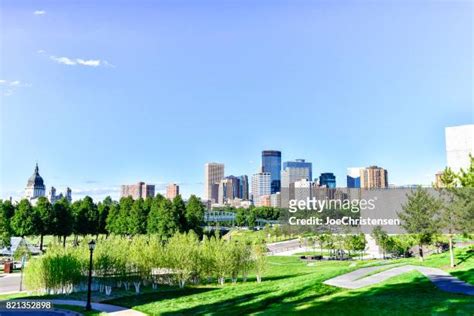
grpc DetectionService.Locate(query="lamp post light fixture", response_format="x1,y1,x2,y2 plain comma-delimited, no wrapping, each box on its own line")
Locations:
85,240,96,311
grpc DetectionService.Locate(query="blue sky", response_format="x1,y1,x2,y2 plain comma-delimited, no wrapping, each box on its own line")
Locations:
1,0,472,201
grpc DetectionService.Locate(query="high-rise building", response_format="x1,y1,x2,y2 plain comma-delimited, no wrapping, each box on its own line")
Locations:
25,163,46,202
166,183,180,200
280,159,313,208
204,162,224,202
121,182,155,199
319,173,336,188
445,124,474,172
271,192,281,208
347,167,363,188
262,150,282,194
360,166,388,189
218,176,240,204
238,175,249,200
282,159,312,182
294,178,313,202
251,172,271,202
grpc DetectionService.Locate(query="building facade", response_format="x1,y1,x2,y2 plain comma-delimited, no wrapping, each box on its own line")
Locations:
360,166,388,189
319,173,336,188
121,182,155,199
251,172,271,203
48,186,72,204
294,178,313,202
166,183,180,200
445,124,474,172
204,162,225,202
282,159,312,182
25,163,46,202
262,150,282,194
347,167,362,188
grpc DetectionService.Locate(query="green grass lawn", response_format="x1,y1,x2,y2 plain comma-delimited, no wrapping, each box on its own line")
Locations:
100,247,473,315
3,247,473,315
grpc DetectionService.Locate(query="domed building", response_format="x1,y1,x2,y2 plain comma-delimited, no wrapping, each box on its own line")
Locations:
24,163,72,204
25,163,46,202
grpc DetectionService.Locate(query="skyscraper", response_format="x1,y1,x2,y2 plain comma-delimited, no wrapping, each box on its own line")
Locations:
347,167,363,188
282,159,312,182
280,159,313,208
319,173,336,188
360,166,388,189
166,183,180,200
262,150,281,194
238,175,249,200
251,171,271,203
445,124,474,172
218,176,239,204
121,182,155,199
204,162,224,202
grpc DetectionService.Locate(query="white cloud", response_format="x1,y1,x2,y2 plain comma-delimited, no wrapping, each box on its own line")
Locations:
34,10,46,15
49,55,113,68
0,79,31,96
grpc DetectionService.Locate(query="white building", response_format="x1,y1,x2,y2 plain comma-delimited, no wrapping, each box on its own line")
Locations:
251,172,271,202
445,124,474,172
25,163,46,203
271,192,281,208
294,178,313,202
204,162,224,202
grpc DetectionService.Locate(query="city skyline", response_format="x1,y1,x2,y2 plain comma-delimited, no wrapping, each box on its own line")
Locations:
1,1,472,201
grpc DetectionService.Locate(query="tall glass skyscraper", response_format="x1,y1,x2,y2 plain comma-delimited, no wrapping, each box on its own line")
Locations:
262,150,281,194
319,173,336,188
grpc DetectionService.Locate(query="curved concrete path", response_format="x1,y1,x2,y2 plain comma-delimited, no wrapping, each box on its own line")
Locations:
5,299,146,315
324,265,474,295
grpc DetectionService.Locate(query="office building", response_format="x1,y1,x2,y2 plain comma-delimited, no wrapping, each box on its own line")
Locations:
218,176,240,204
251,171,271,202
166,183,180,200
445,124,474,172
238,175,249,200
294,178,313,202
262,150,282,194
347,167,363,188
282,159,312,182
121,182,155,199
271,192,281,208
360,166,388,189
319,173,336,188
204,162,224,202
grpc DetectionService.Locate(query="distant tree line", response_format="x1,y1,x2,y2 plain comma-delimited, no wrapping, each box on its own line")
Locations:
0,194,206,250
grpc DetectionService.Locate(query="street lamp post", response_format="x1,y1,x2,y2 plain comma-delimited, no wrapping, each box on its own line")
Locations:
85,240,96,311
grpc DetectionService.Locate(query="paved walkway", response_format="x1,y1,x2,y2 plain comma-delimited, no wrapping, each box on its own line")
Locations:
324,265,474,295
5,299,146,315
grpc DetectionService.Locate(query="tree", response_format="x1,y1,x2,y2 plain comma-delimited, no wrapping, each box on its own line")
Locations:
72,196,99,237
0,200,14,248
36,197,54,250
11,199,40,238
252,241,267,283
235,208,246,227
128,198,148,235
172,195,187,232
438,156,474,267
185,195,205,235
53,198,73,246
398,187,441,261
154,198,179,239
97,196,113,235
147,194,165,234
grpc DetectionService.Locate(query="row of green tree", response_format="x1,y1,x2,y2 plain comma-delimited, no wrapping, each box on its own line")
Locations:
0,194,206,250
24,232,267,295
389,157,473,266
